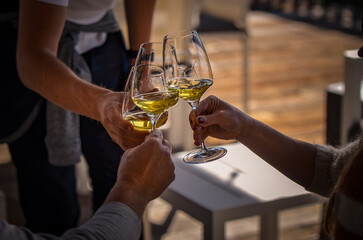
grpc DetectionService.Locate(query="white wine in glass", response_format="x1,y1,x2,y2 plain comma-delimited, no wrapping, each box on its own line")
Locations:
164,29,227,163
131,64,178,131
122,67,168,131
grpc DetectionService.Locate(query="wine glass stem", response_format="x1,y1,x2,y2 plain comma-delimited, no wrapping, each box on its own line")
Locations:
150,116,157,132
200,142,208,153
191,101,208,154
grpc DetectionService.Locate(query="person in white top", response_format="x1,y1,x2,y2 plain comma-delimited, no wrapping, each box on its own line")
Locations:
3,0,156,236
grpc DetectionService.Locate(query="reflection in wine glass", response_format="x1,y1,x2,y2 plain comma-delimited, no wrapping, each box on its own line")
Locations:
164,29,227,163
131,64,178,132
122,68,168,131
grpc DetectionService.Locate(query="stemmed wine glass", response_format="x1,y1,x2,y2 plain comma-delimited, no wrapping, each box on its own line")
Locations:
135,41,176,82
131,64,179,132
122,67,168,131
163,29,227,163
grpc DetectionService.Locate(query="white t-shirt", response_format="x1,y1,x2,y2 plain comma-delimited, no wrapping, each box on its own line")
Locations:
38,0,118,54
38,0,115,25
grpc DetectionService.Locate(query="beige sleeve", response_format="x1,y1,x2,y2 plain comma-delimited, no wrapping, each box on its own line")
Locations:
306,139,361,197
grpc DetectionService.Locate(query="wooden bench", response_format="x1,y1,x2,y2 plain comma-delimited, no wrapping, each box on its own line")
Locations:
158,143,323,240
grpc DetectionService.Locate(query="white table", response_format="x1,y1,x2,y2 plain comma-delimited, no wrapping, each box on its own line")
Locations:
159,143,322,240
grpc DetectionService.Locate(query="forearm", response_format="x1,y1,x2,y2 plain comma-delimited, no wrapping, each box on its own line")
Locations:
62,202,141,240
125,0,156,51
105,184,147,220
17,0,111,121
17,47,111,121
237,114,317,187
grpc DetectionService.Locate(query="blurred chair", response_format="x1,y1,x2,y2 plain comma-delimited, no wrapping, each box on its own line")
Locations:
326,49,363,146
339,50,363,145
201,0,251,112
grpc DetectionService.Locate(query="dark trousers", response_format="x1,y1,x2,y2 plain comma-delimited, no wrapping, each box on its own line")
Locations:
8,31,129,236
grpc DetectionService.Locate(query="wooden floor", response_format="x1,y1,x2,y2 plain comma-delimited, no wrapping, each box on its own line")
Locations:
204,11,362,145
0,10,362,240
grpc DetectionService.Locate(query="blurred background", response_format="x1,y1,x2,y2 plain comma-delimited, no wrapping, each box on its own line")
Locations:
1,0,362,239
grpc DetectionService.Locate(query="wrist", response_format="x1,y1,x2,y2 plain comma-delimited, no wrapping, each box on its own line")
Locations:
105,184,148,220
236,111,251,143
95,90,119,122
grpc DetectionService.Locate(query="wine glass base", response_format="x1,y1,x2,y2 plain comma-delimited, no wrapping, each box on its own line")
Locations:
183,146,227,164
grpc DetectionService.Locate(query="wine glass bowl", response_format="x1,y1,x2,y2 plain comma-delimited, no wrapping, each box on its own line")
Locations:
122,67,169,131
131,64,179,131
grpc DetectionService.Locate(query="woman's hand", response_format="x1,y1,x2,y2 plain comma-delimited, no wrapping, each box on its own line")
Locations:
190,95,246,145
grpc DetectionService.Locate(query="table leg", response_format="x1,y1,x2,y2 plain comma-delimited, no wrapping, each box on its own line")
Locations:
260,212,278,240
204,217,224,240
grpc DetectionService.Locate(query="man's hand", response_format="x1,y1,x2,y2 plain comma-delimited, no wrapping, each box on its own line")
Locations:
106,130,175,219
98,91,149,150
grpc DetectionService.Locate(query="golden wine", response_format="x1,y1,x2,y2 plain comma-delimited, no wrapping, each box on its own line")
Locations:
124,111,168,131
168,77,213,102
132,91,179,115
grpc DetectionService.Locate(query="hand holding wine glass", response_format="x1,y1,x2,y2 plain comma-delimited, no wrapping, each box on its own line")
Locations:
163,29,227,163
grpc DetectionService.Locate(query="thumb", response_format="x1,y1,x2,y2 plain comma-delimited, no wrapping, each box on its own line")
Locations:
147,129,163,139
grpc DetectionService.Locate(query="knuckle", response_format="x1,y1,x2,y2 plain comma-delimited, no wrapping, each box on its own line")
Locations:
147,137,161,148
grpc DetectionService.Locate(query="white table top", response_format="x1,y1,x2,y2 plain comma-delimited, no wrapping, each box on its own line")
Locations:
167,143,317,213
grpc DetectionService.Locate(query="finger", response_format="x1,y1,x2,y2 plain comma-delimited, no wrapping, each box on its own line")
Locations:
108,129,147,149
117,117,133,132
195,112,220,127
111,135,141,150
121,138,147,149
116,122,150,139
146,129,163,139
193,126,205,145
195,95,219,115
189,110,196,129
162,139,172,153
110,127,148,142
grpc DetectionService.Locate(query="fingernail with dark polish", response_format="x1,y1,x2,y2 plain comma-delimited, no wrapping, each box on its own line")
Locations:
198,117,205,124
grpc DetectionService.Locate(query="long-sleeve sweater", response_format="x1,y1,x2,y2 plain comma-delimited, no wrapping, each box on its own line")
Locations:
306,139,361,197
307,139,363,239
0,202,141,240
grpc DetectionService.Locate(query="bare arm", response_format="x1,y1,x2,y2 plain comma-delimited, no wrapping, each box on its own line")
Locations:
17,0,107,121
17,0,148,149
124,0,157,52
191,95,316,188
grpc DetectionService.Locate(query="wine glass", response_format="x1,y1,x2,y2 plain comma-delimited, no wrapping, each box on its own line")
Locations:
131,64,179,131
135,42,164,67
122,67,168,131
135,41,176,81
163,29,227,163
